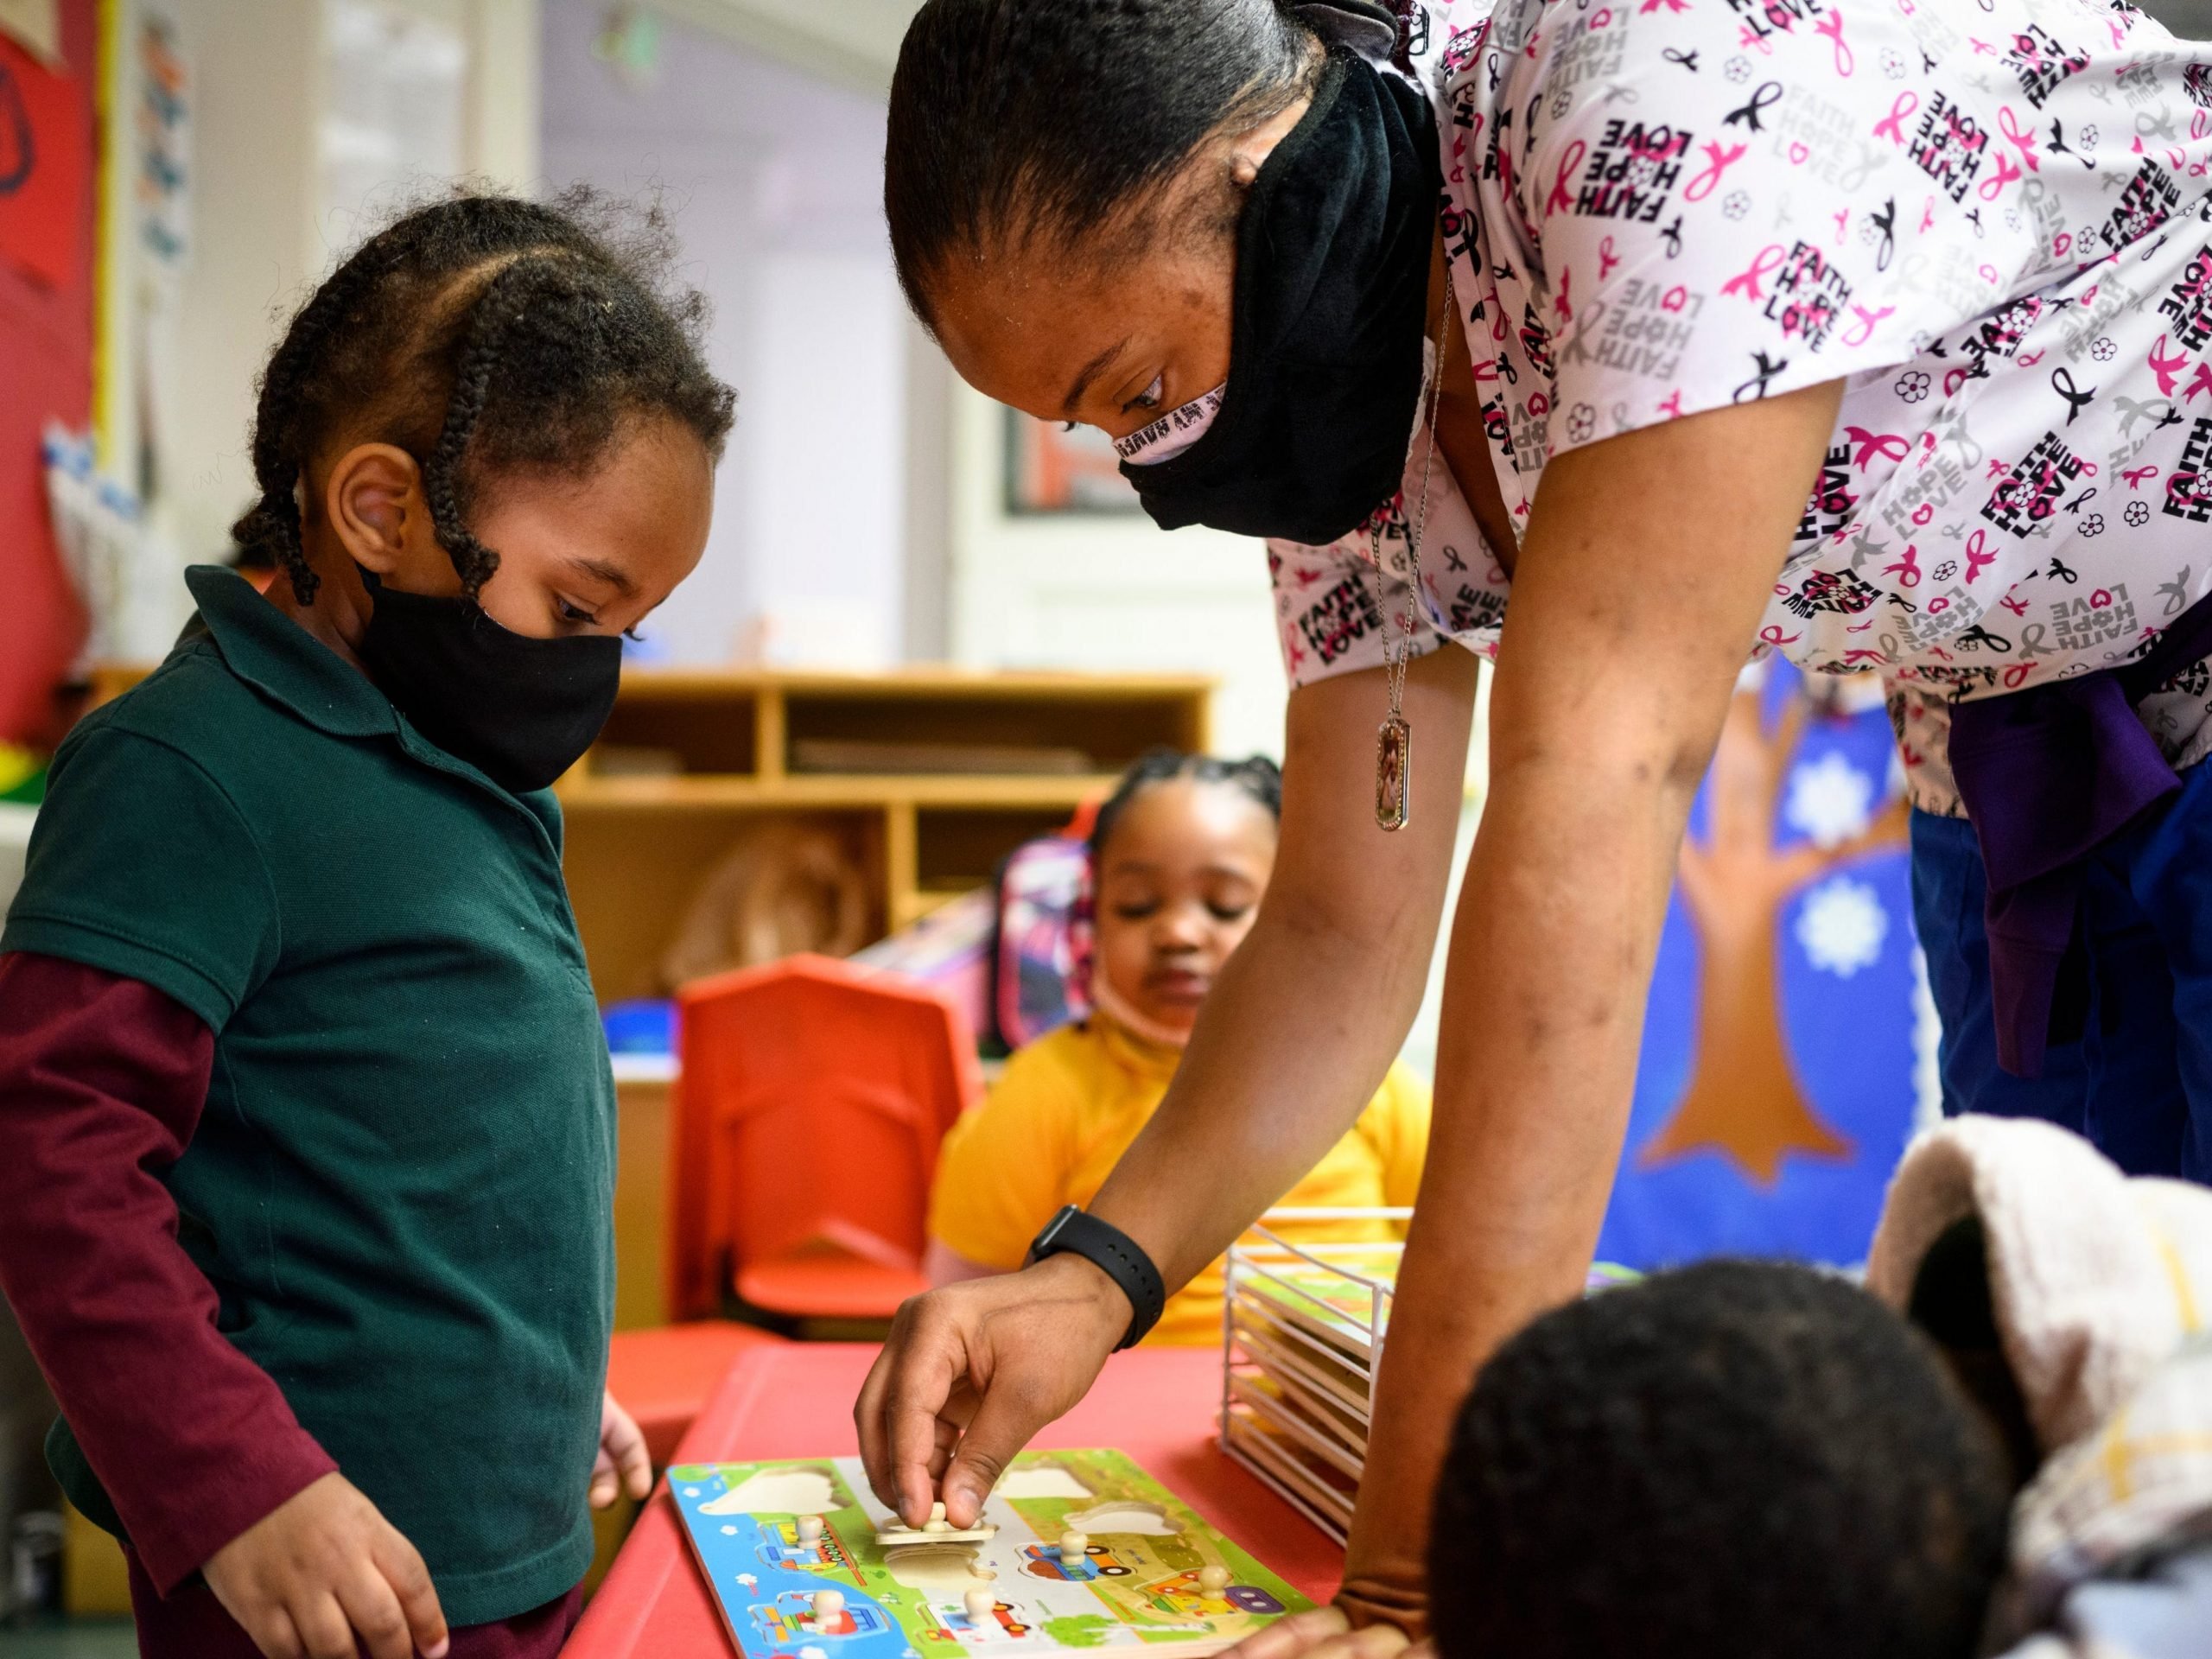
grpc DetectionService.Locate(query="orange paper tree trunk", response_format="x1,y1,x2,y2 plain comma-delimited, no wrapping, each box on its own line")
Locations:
1639,684,1904,1187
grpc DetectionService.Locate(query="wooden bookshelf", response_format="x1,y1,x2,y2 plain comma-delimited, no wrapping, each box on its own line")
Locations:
558,666,1211,1002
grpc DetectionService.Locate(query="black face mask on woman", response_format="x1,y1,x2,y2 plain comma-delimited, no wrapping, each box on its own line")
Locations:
356,569,622,794
1119,53,1441,547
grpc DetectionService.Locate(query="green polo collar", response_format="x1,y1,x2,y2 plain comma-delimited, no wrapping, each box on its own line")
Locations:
185,565,400,741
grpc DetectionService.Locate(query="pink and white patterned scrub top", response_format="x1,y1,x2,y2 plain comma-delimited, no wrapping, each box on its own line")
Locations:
1269,0,2212,815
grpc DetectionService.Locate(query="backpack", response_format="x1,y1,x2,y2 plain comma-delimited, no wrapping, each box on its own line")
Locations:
990,834,1092,1051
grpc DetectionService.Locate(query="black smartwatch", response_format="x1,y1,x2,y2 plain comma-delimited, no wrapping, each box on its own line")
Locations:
1027,1205,1166,1351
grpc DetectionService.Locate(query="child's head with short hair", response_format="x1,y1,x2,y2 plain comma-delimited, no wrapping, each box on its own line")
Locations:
1084,749,1282,1045
236,189,735,639
1428,1260,2015,1659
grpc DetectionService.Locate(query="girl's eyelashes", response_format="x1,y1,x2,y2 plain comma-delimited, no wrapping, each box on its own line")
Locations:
1121,374,1165,416
1206,902,1252,923
559,600,646,641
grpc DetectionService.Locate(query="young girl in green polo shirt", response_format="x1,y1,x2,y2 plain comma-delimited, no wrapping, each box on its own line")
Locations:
0,194,734,1659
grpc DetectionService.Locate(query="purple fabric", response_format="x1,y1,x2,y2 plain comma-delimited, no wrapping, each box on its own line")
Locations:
1948,589,2212,1077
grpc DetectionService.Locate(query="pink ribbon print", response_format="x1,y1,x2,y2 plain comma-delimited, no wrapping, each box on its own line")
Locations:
1997,105,2042,172
1546,139,1587,220
1841,304,1897,347
1721,243,1787,300
1814,10,1853,75
1845,425,1911,467
1875,91,1919,146
2151,334,2189,397
1965,529,1999,583
1685,139,1750,202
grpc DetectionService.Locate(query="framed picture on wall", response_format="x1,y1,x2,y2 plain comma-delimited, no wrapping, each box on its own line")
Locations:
1002,406,1143,515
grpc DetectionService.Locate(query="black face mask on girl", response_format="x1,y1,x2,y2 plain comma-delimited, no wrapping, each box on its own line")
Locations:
1118,54,1442,547
355,569,623,794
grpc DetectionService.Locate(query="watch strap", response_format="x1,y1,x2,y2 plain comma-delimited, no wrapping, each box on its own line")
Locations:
1027,1205,1166,1351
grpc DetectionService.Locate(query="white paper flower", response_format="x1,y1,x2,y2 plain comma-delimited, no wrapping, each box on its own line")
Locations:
1797,877,1890,978
1783,751,1876,848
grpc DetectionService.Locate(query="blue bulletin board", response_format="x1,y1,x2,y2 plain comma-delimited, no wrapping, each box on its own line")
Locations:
1596,663,1932,1271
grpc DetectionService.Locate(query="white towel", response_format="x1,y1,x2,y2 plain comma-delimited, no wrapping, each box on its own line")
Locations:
1865,1117,2212,1655
1865,1116,2212,1455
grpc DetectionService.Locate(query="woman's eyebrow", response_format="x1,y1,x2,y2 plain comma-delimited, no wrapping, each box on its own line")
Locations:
564,555,638,598
1063,337,1132,416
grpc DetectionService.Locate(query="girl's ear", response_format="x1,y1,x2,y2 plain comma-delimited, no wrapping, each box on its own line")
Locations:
324,443,432,577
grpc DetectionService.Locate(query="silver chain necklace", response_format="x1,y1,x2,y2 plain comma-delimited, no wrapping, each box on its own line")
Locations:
1372,264,1454,833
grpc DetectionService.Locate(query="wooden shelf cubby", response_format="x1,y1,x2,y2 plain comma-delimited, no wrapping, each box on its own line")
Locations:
557,666,1211,1001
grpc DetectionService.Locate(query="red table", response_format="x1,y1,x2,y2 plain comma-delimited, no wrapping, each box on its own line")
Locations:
566,1344,1344,1657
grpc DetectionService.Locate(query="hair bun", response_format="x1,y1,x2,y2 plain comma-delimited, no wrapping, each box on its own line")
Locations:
1287,0,1402,60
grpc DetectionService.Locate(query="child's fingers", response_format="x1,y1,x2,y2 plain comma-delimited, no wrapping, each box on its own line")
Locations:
602,1403,653,1500
620,1435,653,1498
592,1468,620,1509
263,1605,308,1659
288,1589,359,1659
1222,1605,1350,1659
334,1564,415,1659
1236,1614,1406,1659
369,1524,448,1659
1317,1621,1413,1659
231,1599,304,1659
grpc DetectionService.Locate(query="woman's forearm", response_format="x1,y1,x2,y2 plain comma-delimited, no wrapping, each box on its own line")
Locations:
1087,648,1478,1292
1348,745,1693,1583
1329,381,1847,1622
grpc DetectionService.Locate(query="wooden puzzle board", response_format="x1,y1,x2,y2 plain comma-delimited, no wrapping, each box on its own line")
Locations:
669,1450,1316,1659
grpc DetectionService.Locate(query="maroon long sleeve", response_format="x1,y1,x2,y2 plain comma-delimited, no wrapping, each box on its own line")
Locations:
0,950,336,1593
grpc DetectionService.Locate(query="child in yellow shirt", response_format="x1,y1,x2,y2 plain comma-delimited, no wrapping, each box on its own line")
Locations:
926,751,1430,1344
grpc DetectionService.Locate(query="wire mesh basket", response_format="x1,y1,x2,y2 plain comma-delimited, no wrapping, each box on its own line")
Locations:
1219,1209,1410,1545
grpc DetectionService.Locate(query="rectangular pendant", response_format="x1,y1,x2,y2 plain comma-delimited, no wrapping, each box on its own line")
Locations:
1376,715,1412,832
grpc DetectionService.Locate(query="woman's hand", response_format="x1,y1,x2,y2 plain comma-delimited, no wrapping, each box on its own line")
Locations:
856,1253,1132,1526
202,1472,448,1659
594,1391,654,1509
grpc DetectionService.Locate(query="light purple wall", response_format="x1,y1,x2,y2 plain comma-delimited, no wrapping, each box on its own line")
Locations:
541,0,907,666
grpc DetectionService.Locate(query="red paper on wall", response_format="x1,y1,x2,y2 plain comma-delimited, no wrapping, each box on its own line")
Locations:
0,31,90,289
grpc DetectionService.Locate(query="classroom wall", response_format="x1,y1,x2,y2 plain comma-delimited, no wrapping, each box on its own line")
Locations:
944,384,1294,761
0,0,97,747
145,0,320,569
541,0,911,670
141,0,540,574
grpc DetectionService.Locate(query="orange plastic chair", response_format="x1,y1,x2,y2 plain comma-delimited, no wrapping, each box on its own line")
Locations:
668,954,982,1325
606,1321,785,1466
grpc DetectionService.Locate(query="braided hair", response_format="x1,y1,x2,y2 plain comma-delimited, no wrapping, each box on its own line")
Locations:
884,0,1323,332
232,189,736,605
1088,748,1283,865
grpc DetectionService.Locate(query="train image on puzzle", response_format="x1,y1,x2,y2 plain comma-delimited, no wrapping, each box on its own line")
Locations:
928,1595,1033,1642
1019,1541,1136,1582
757,1520,849,1573
749,1588,890,1645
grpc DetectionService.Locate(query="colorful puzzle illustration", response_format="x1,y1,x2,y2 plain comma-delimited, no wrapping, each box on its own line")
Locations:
668,1451,1314,1659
